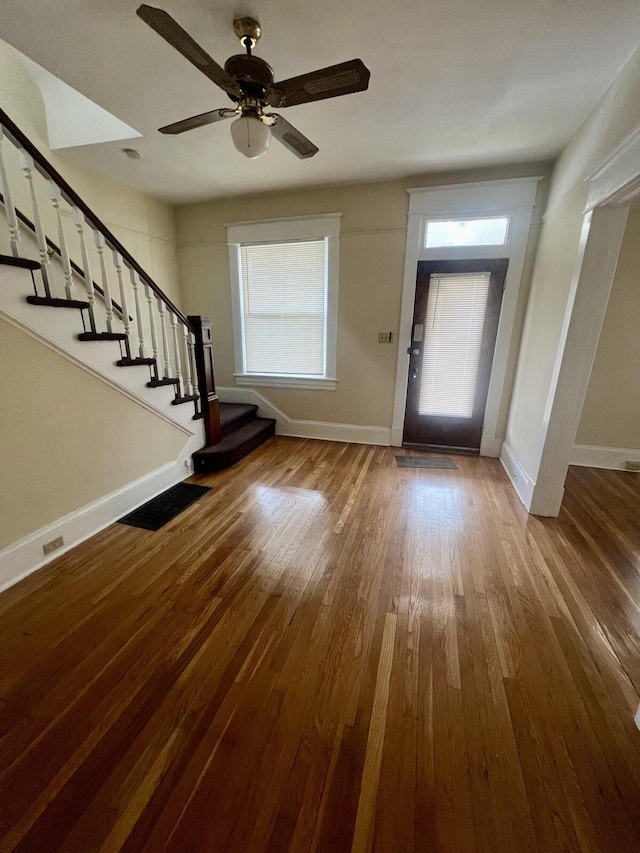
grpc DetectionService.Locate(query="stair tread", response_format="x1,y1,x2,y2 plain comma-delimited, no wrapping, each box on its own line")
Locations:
0,255,40,270
117,357,156,367
27,295,89,309
194,417,275,456
219,402,259,431
78,332,127,341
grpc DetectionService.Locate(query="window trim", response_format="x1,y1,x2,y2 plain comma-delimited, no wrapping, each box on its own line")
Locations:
228,214,340,391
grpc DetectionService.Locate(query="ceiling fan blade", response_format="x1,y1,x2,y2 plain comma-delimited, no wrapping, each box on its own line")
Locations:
159,109,236,135
266,59,370,108
137,5,243,100
268,115,318,159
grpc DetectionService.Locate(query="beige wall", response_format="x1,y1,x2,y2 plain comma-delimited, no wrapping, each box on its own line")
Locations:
576,200,640,449
0,39,181,306
176,163,549,430
505,45,640,480
0,318,188,549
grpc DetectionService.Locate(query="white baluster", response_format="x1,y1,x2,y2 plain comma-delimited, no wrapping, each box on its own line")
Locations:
0,127,22,257
188,330,199,403
144,283,159,370
170,312,184,397
49,182,74,299
112,251,131,347
157,297,172,379
94,232,114,332
129,268,146,358
181,322,194,397
19,151,53,296
73,207,97,332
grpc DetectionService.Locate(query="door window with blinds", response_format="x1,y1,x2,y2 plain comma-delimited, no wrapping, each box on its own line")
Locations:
419,272,491,417
228,215,340,390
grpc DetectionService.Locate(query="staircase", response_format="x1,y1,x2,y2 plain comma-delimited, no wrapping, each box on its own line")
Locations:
0,106,274,472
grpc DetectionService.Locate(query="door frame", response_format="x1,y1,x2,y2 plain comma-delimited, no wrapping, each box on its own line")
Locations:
507,125,640,516
391,177,543,453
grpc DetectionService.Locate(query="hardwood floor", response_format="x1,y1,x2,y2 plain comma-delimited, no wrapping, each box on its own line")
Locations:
1,438,639,852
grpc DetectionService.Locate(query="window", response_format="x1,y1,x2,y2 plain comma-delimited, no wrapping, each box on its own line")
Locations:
425,216,509,248
419,272,491,417
228,215,339,390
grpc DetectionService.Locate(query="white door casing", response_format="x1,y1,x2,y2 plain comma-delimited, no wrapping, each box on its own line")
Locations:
391,178,542,453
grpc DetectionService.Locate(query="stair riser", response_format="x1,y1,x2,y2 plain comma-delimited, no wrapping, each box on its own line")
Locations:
193,422,275,473
221,409,258,437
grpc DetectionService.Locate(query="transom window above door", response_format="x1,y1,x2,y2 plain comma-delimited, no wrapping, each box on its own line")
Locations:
425,216,510,248
227,214,340,390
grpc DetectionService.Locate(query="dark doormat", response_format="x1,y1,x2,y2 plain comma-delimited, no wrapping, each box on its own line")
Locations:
395,456,457,469
118,483,211,531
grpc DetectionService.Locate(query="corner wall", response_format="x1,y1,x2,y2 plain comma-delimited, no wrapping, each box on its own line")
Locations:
503,46,640,503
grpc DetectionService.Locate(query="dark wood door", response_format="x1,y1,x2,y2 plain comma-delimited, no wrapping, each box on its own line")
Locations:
403,259,507,451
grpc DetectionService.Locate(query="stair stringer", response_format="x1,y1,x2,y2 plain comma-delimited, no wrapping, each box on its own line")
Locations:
0,262,204,444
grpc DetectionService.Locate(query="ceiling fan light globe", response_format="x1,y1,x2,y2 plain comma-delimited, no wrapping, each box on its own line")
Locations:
230,114,271,159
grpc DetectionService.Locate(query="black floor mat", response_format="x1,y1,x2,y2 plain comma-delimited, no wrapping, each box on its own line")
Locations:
118,483,211,531
395,456,457,469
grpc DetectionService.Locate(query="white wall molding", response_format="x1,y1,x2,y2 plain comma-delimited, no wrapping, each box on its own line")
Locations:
392,178,541,452
500,442,535,510
217,386,391,446
0,447,197,593
585,123,640,211
571,444,640,470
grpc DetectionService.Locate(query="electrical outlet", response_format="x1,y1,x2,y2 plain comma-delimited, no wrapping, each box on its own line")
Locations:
43,536,63,555
625,460,640,471
378,331,393,344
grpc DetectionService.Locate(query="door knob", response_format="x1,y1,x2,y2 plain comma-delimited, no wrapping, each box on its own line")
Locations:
412,348,420,355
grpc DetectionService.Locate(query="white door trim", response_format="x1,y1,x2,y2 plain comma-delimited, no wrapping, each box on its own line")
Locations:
391,178,541,452
517,121,640,516
528,205,630,515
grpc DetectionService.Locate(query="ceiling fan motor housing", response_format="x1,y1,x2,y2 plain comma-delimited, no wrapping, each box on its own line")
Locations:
224,54,274,102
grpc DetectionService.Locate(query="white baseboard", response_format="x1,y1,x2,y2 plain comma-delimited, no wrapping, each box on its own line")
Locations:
500,441,536,510
0,457,191,594
480,435,504,457
571,444,640,471
217,386,391,446
390,426,404,447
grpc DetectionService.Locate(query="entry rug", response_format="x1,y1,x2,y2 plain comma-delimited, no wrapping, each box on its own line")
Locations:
395,456,457,469
118,483,211,531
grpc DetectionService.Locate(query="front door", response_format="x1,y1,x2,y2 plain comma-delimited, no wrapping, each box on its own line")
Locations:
403,259,507,452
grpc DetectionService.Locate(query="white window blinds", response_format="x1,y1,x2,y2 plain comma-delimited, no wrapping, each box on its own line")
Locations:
239,239,327,376
418,272,491,418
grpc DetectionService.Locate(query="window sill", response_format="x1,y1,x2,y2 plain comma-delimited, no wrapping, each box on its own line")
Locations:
234,373,337,391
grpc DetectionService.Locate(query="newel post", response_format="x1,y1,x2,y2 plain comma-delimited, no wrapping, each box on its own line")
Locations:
188,315,222,446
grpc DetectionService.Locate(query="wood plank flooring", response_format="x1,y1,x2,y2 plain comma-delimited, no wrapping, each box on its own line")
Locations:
1,438,639,852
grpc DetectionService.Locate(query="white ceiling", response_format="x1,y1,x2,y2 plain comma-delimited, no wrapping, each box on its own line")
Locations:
1,0,639,203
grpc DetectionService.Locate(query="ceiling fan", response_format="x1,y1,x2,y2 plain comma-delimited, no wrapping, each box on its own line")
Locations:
136,5,370,159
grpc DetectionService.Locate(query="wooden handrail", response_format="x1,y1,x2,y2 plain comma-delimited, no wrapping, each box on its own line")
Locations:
0,190,129,320
0,107,191,331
